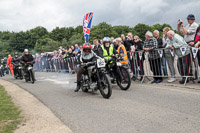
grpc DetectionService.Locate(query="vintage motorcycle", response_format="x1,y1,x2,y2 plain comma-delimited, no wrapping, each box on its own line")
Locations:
105,54,131,90
80,58,112,99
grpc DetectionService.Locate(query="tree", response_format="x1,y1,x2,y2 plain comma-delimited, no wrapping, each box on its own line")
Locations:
90,22,113,42
134,23,152,41
49,27,75,42
68,33,84,46
112,25,131,37
34,38,59,52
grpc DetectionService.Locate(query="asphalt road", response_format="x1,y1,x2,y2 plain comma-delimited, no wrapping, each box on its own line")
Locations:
2,72,200,133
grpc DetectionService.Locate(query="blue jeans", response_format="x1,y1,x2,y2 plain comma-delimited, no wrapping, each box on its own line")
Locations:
161,58,168,76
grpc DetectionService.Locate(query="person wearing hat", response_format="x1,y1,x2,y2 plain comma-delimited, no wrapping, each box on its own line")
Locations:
177,14,199,81
177,14,199,46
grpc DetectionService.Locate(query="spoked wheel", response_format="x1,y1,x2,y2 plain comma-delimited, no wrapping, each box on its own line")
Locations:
29,70,35,84
81,76,88,92
98,73,112,99
25,75,29,82
20,70,24,80
81,84,88,92
116,67,131,90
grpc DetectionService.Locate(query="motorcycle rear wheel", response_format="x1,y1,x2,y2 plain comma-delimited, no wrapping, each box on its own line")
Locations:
116,67,131,90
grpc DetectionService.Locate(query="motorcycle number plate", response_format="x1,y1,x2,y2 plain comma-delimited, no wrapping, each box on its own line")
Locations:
117,62,122,66
97,59,105,68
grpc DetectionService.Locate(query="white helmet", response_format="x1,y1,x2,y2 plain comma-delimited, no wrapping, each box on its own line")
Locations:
24,49,29,53
103,37,111,44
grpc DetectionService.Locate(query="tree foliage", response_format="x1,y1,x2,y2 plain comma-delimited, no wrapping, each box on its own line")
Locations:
0,22,174,57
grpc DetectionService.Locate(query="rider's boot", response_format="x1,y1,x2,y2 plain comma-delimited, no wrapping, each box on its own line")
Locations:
74,81,81,92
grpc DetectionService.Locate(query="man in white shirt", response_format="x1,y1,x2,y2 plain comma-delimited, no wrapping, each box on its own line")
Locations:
177,14,199,46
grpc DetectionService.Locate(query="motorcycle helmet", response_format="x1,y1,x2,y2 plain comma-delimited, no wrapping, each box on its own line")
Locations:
103,37,111,44
24,49,29,53
83,43,92,53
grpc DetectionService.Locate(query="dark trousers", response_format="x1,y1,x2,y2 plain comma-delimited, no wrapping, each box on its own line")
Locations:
197,51,200,67
177,54,191,80
0,68,4,76
149,58,162,80
13,66,18,76
77,67,85,81
137,58,144,76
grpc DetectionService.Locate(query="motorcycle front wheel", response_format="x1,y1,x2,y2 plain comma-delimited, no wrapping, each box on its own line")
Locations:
29,70,35,84
98,73,112,99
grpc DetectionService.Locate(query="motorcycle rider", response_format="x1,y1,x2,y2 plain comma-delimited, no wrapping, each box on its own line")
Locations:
74,43,101,92
98,37,118,59
11,52,21,78
20,49,35,81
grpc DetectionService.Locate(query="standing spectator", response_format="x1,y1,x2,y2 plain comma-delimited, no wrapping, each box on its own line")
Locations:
71,46,75,53
163,27,176,83
121,34,126,43
93,39,101,56
132,35,145,81
40,53,45,71
60,48,66,72
100,39,103,45
178,14,199,80
67,48,75,73
166,30,191,84
58,46,63,56
35,53,40,72
110,37,114,44
154,30,168,77
144,31,162,83
80,45,83,51
116,38,129,65
194,25,200,83
52,50,58,71
7,55,14,75
113,39,118,50
177,14,199,79
178,14,199,45
73,44,80,57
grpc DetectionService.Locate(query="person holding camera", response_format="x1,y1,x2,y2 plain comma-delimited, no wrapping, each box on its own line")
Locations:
177,14,198,46
177,14,199,80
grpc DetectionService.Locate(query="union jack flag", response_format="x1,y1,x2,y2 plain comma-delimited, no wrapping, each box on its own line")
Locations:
83,12,94,43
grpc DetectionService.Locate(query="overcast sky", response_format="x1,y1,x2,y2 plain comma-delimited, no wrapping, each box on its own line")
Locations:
0,0,199,32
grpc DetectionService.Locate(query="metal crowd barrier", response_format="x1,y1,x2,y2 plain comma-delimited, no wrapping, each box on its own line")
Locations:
129,46,200,86
34,47,200,86
34,57,79,74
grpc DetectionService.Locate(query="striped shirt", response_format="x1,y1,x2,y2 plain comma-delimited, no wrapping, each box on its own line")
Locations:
144,37,159,59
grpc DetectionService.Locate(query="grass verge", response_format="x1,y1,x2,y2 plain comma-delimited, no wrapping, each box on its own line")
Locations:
0,85,22,133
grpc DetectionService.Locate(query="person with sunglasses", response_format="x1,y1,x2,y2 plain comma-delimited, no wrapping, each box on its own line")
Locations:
74,43,102,92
